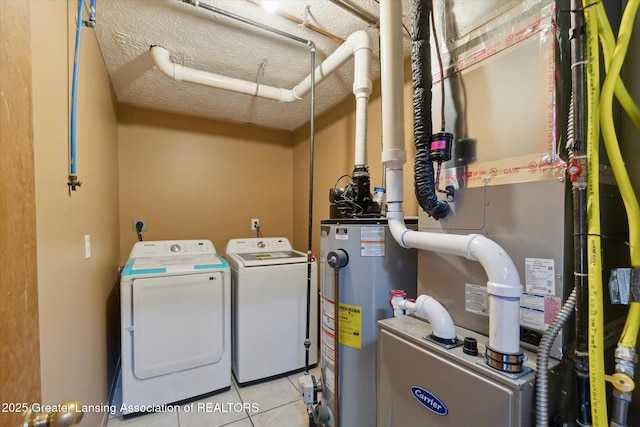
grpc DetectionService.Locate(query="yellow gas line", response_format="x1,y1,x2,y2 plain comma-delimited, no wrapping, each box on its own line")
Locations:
583,1,607,424
598,0,640,349
595,2,640,132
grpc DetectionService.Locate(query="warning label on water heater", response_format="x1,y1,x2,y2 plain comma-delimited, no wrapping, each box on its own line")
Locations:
338,303,362,349
320,297,363,350
360,226,385,256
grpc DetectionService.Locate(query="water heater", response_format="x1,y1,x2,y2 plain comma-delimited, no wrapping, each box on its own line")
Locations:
315,219,417,427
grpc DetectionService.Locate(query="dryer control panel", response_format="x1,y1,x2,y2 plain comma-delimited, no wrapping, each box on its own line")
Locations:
129,240,217,258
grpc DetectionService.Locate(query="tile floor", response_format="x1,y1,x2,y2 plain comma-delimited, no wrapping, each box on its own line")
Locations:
106,366,319,427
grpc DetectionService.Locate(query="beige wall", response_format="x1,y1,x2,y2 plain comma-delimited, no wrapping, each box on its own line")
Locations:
117,106,294,263
30,1,120,425
15,0,640,423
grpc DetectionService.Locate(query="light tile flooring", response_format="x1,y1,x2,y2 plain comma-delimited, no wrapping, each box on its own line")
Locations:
106,366,319,427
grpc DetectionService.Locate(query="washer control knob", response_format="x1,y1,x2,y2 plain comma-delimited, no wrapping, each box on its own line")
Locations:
170,244,181,252
463,337,478,356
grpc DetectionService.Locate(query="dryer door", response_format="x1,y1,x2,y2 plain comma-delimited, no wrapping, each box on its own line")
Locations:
131,272,225,379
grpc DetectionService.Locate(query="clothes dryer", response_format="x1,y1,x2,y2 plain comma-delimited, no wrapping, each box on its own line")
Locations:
225,238,318,385
120,240,230,415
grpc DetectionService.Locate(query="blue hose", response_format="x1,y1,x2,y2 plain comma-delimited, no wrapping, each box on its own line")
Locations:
70,0,85,177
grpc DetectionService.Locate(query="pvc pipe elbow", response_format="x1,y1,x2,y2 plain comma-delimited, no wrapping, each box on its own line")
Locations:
347,30,373,51
468,235,521,290
151,46,177,80
414,295,456,340
280,89,300,103
387,214,411,248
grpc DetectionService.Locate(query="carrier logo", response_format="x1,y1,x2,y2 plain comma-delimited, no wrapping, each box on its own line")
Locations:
411,386,448,416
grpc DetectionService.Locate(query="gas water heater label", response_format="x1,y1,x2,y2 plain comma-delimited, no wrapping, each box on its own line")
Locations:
360,227,385,256
320,297,363,350
525,258,555,295
338,303,362,349
411,386,448,416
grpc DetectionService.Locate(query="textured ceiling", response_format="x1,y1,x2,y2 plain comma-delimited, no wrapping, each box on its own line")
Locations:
94,0,414,131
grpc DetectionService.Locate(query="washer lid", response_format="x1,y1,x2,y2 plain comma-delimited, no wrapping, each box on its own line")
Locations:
122,254,229,277
234,251,307,267
225,237,308,266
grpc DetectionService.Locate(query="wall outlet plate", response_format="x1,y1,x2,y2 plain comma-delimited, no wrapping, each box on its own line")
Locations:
133,218,147,231
251,218,260,231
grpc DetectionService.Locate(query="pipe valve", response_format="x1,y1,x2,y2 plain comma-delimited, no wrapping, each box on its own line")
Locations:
605,372,635,392
67,175,82,191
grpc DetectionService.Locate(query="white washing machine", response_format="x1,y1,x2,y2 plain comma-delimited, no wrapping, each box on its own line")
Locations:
120,240,230,414
225,237,318,385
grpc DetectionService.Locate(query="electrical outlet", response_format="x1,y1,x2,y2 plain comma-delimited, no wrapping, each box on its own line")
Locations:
251,218,260,231
133,218,148,232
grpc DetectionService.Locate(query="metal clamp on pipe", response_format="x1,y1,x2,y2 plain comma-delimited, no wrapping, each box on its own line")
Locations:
485,346,526,374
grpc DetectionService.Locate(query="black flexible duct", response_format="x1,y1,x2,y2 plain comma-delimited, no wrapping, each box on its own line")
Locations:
411,0,450,220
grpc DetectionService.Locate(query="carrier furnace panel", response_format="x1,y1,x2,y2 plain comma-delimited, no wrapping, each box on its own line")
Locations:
377,316,545,427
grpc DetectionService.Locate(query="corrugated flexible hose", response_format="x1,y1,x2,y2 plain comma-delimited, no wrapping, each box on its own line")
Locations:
411,0,450,220
535,288,576,427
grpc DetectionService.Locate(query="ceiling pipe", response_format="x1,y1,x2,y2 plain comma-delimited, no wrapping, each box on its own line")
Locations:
244,0,345,43
151,30,372,163
328,0,379,27
151,30,370,104
181,0,311,45
379,0,524,367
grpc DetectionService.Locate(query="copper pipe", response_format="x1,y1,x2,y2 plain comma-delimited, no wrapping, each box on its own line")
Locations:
328,0,378,27
333,268,340,427
246,0,345,43
327,249,348,426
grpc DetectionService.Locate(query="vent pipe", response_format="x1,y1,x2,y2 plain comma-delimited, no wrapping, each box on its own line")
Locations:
150,30,371,103
379,0,524,367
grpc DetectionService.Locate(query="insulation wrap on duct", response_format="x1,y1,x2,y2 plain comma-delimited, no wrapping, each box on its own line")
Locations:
411,0,449,220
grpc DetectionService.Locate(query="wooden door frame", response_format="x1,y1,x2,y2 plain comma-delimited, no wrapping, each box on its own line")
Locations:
0,1,41,425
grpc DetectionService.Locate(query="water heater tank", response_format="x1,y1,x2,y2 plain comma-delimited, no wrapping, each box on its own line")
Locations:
317,218,417,427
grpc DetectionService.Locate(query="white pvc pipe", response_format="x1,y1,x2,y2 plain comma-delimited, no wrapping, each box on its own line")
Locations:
379,0,523,356
151,30,372,168
291,30,372,102
151,46,288,101
394,295,457,341
151,31,372,103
